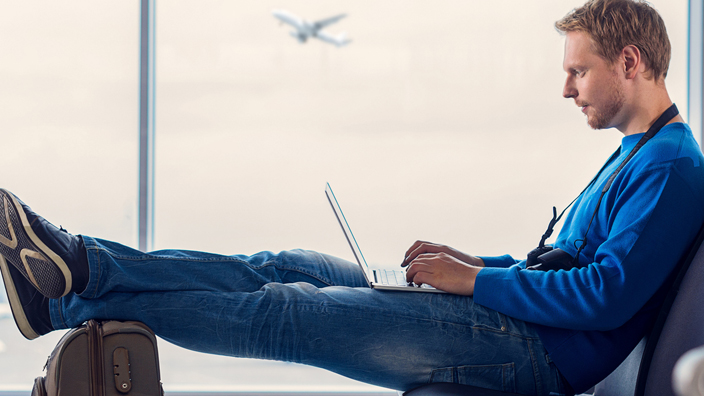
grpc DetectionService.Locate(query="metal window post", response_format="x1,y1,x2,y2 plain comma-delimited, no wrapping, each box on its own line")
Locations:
689,0,704,148
139,0,155,252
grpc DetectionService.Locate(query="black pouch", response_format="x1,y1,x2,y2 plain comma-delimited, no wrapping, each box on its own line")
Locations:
526,247,576,272
525,206,577,272
526,245,554,267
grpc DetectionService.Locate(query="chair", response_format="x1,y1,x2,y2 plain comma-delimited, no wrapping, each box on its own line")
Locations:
673,345,704,396
404,223,704,396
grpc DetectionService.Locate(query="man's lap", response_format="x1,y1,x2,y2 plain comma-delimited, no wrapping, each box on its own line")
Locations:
51,239,562,393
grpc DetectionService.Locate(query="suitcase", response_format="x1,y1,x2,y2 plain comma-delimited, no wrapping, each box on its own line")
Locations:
31,319,164,396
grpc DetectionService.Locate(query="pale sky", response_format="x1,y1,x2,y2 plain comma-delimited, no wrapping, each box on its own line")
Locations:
0,0,691,390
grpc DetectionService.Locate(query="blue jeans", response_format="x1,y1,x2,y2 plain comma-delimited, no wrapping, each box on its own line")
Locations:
49,237,568,395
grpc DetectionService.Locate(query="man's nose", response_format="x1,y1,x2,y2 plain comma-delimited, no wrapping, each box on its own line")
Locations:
563,77,577,99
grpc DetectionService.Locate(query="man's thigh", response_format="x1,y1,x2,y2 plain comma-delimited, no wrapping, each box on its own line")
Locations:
58,272,554,394
237,283,550,393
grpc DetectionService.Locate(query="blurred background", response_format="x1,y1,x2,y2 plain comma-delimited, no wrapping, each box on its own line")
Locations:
0,0,690,392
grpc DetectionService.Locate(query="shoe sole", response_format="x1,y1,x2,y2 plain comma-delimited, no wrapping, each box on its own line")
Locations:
0,254,40,339
0,189,72,298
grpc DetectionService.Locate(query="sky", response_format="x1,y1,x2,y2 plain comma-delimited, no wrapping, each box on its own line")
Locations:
0,0,692,391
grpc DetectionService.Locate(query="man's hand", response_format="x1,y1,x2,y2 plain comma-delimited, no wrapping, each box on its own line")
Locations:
402,240,485,268
401,241,484,295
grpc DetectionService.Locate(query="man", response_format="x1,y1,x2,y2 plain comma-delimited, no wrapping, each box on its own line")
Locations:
1,0,703,394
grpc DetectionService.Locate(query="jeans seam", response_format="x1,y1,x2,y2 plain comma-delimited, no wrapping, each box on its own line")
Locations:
314,304,539,334
103,254,250,262
527,338,543,396
54,298,68,329
317,301,538,333
94,248,340,287
90,252,101,298
264,261,336,286
84,246,102,299
472,325,542,340
505,330,539,339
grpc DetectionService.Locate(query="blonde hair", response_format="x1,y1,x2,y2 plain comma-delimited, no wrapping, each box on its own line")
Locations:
555,0,671,80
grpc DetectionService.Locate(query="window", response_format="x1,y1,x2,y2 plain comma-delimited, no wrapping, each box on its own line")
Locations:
0,0,690,392
0,0,139,391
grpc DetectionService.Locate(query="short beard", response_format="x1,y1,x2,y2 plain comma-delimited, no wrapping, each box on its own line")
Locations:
588,74,625,130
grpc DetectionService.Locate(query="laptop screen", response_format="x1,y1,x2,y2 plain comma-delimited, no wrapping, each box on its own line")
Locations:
324,183,372,283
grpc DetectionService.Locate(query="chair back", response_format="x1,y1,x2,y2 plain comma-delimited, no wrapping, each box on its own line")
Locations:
592,338,645,396
639,234,704,396
594,223,704,396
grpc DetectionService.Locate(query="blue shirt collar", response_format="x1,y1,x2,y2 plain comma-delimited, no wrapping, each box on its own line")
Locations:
620,122,683,153
620,133,643,153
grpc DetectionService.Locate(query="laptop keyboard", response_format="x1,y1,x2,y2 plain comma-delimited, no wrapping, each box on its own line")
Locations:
374,268,411,286
372,268,438,290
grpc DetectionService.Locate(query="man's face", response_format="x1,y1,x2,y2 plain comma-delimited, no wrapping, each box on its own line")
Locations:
562,31,625,130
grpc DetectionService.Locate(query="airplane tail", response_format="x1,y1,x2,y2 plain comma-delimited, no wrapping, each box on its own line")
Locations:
312,30,351,47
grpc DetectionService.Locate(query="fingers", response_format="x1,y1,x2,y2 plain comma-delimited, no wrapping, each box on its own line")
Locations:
405,252,450,282
402,240,429,263
405,253,479,296
402,240,443,267
404,256,434,282
408,269,433,288
402,241,483,268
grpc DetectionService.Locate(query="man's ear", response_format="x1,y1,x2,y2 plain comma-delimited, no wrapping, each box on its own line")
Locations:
622,45,642,79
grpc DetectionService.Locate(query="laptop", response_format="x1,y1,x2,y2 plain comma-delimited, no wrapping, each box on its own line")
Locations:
325,182,445,293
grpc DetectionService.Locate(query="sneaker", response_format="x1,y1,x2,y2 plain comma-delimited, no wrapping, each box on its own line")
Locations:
0,189,88,299
0,255,53,339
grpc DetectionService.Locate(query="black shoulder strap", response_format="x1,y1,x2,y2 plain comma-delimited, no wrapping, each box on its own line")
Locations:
536,104,680,254
571,104,679,262
602,104,679,194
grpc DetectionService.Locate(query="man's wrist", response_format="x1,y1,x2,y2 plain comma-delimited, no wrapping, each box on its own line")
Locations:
477,254,516,268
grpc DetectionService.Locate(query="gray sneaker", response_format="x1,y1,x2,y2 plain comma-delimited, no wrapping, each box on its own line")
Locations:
0,189,78,299
0,256,53,339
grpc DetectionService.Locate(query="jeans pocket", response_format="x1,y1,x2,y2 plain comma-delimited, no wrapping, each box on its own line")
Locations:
429,363,516,393
546,354,571,396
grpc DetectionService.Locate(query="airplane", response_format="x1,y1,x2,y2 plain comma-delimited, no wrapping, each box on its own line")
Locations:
272,10,351,47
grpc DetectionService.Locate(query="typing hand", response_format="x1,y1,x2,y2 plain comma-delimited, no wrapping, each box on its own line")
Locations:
404,251,481,295
402,241,484,295
401,240,484,268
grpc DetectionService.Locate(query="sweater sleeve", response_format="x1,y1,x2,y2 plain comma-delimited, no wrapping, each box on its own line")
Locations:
473,163,704,331
477,254,519,268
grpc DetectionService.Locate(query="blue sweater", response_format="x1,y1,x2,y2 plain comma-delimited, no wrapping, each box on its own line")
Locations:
473,123,704,393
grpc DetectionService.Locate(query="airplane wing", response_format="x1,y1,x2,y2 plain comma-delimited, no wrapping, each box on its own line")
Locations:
272,10,304,30
313,14,347,30
315,30,351,47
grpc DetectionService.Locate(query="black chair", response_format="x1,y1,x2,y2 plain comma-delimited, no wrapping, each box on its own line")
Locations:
404,223,704,396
